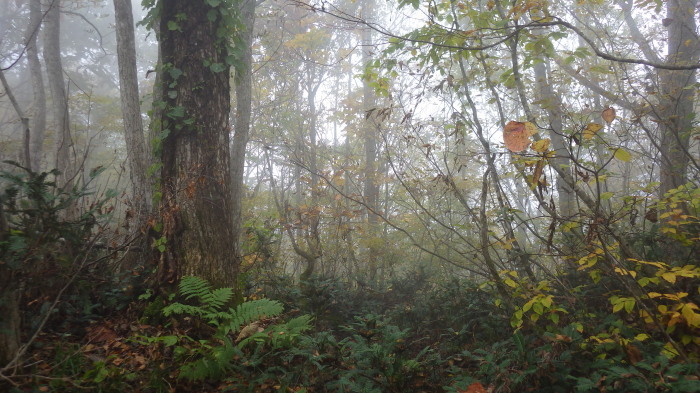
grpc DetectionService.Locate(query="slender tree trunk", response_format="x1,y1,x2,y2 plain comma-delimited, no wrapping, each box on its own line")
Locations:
658,0,699,197
27,0,46,173
157,0,237,288
361,0,380,282
231,0,256,271
0,203,20,367
44,0,72,188
113,0,152,224
0,71,30,168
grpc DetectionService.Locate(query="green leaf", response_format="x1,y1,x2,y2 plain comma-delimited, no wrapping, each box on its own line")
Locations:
614,148,631,162
207,8,218,22
533,301,544,315
168,106,185,118
209,63,226,73
168,67,183,80
550,312,560,324
206,0,222,6
167,20,180,31
161,335,178,346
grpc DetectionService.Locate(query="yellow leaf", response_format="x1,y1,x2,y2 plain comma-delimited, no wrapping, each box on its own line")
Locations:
613,302,624,313
541,295,553,308
681,303,700,327
531,138,551,153
661,272,677,283
583,123,603,139
614,148,631,162
662,342,679,358
634,333,649,341
524,121,538,136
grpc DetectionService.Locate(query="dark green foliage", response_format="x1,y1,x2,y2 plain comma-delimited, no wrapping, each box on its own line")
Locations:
0,162,123,336
6,267,698,392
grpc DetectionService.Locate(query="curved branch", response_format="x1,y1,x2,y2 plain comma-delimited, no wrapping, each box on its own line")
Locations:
295,1,700,70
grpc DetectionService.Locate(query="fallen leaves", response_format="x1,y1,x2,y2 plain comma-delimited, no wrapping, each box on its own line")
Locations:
458,381,488,393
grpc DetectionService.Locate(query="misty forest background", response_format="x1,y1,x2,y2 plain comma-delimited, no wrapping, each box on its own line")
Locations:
0,0,699,392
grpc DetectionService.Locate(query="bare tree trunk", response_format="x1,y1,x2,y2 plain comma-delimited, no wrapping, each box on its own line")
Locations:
658,0,699,197
361,0,380,282
113,0,152,223
157,0,238,288
0,71,30,168
43,0,72,188
231,0,256,273
27,0,46,172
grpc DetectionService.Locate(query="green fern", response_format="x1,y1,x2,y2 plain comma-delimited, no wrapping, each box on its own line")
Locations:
155,276,313,383
223,298,284,335
162,276,233,320
162,277,284,335
178,338,238,381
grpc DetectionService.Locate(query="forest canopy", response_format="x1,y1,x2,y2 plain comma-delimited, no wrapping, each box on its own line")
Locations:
0,0,698,392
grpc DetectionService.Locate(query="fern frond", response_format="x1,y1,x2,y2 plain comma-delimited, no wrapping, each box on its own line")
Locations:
201,287,233,310
224,298,283,334
269,315,313,348
178,276,212,301
162,303,207,317
178,338,237,381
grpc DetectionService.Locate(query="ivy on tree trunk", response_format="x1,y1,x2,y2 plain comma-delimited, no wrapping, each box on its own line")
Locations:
156,0,239,289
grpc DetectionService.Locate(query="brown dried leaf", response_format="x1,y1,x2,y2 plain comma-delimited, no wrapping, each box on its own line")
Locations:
602,107,616,123
503,121,531,152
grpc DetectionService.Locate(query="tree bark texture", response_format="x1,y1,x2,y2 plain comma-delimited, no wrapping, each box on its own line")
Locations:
157,0,237,287
113,0,152,224
26,0,46,173
43,0,72,188
658,0,699,197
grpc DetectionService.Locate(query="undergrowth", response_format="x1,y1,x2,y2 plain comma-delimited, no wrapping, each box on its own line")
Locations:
2,269,699,392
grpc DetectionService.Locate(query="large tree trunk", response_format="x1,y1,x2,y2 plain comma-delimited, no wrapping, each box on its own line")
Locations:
113,0,152,225
43,0,72,188
231,0,256,270
658,0,699,197
27,0,46,173
157,0,238,288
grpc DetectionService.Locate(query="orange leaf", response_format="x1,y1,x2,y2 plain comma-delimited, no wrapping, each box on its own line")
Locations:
602,107,616,123
532,159,545,188
463,381,488,393
504,121,531,152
